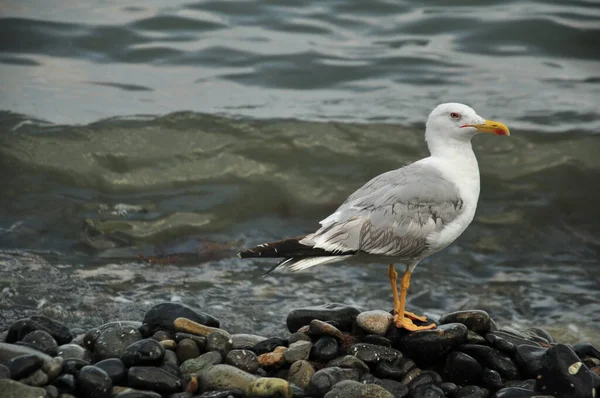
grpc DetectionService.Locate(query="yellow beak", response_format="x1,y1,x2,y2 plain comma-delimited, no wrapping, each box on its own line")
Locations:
463,119,510,136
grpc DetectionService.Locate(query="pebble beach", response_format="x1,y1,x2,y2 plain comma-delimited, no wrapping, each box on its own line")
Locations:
1,302,598,398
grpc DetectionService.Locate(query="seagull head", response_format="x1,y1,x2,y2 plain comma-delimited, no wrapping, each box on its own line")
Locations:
425,103,510,150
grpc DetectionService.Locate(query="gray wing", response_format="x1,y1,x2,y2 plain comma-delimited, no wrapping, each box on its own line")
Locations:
300,162,464,258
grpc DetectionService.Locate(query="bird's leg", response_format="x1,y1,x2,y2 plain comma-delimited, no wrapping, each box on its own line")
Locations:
388,264,401,316
394,266,436,331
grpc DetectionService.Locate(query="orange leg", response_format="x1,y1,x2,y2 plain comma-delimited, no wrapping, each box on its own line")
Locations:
388,264,401,315
391,266,436,331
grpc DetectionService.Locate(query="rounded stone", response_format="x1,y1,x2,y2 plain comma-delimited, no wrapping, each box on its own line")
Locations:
164,349,179,366
454,385,488,398
41,356,63,381
374,378,408,397
287,360,314,390
258,346,287,368
458,344,519,380
151,330,172,342
323,379,393,398
231,334,267,349
114,390,163,398
58,343,93,362
82,321,142,350
535,343,595,398
486,333,516,354
94,358,126,384
284,341,312,364
445,351,482,385
206,331,233,357
246,377,292,398
397,323,468,366
514,344,548,378
127,366,183,394
439,310,492,334
0,379,48,398
77,365,112,398
307,319,345,340
483,368,503,391
310,367,360,397
226,349,259,373
142,303,220,334
287,332,311,345
198,364,258,392
180,351,222,375
286,303,361,333
328,355,370,374
0,364,10,379
7,354,43,379
175,333,207,352
410,384,445,398
252,337,287,355
363,335,392,347
175,338,199,363
311,337,339,362
53,373,76,394
19,368,48,386
21,330,59,356
120,339,165,367
348,343,403,365
173,318,225,338
356,310,394,336
63,358,90,375
44,384,59,398
94,325,142,361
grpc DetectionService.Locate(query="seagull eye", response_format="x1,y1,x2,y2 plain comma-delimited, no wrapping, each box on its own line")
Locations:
450,112,461,120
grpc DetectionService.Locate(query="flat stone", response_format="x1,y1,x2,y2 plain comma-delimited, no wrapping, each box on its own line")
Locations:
180,351,222,375
489,330,541,349
286,303,361,333
113,390,163,398
348,343,402,365
310,367,360,397
287,360,314,390
410,384,445,398
493,387,554,397
356,310,394,336
401,367,421,386
53,373,76,394
363,335,392,347
252,337,287,355
0,379,47,398
206,331,233,357
19,368,48,386
454,385,488,398
514,344,548,378
174,333,207,352
373,378,408,398
535,343,595,398
143,303,219,334
397,323,468,367
174,318,227,338
198,364,258,392
226,349,259,373
94,325,143,361
311,337,339,362
176,339,200,363
307,319,344,340
94,358,126,384
57,343,93,362
231,334,267,349
284,341,312,364
77,365,113,398
258,346,287,368
120,339,165,367
127,366,183,395
0,342,53,363
160,340,177,351
458,344,519,380
7,354,43,379
287,332,311,345
328,355,370,374
82,321,142,350
439,310,492,334
0,363,10,379
21,330,58,356
246,377,292,398
444,351,482,385
323,380,393,398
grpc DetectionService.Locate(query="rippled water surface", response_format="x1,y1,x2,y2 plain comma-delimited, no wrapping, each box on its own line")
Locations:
1,0,599,343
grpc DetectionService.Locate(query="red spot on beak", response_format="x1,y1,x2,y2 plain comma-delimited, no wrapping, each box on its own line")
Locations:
495,129,508,135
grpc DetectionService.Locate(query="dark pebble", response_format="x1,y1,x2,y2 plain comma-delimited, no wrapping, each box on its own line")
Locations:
514,344,548,378
573,342,600,361
44,384,60,398
455,385,488,398
439,310,492,334
409,373,434,390
142,303,219,335
53,373,76,394
488,331,540,349
535,343,595,398
176,338,200,363
175,333,207,351
458,344,519,380
486,333,516,354
504,379,536,390
311,337,339,362
77,365,112,398
164,349,179,366
58,343,93,361
252,337,287,355
288,332,311,345
445,351,482,385
121,339,165,367
349,343,402,365
363,335,392,347
6,319,42,343
160,361,182,377
310,366,360,397
63,358,90,375
409,384,445,398
375,378,409,397
398,323,468,366
7,354,42,379
226,349,259,373
422,370,443,385
286,303,361,333
307,319,345,340
94,358,125,384
19,368,48,386
440,382,459,395
20,330,58,356
402,368,422,387
94,325,142,360
29,316,73,345
399,359,417,374
206,331,232,357
374,360,405,380
483,368,504,391
0,363,10,379
467,330,490,345
151,330,172,342
194,390,244,398
327,355,370,374
114,391,162,398
81,321,141,350
128,366,183,394
493,387,552,397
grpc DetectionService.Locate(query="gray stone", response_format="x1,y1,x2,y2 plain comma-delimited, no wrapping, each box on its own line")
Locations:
284,341,312,364
356,310,393,336
226,349,259,373
231,334,267,349
324,380,393,398
348,343,402,365
127,366,182,395
21,330,59,356
198,364,258,392
311,367,360,397
42,356,64,381
57,343,93,361
0,342,53,363
287,360,314,390
94,325,142,361
0,379,47,398
19,369,48,387
180,351,222,375
287,303,361,333
176,338,200,363
327,355,370,374
206,331,233,357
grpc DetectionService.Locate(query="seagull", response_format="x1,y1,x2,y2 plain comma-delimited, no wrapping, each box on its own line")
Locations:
239,103,510,331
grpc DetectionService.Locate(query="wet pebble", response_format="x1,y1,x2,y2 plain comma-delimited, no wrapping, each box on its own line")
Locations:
63,358,89,375
44,384,59,398
514,345,547,378
160,339,177,351
439,310,492,334
325,379,393,398
121,338,165,367
77,365,112,398
173,318,225,338
493,387,552,397
252,337,288,355
401,367,422,387
374,359,405,380
246,377,292,398
114,390,163,398
398,323,468,366
363,334,392,347
410,384,445,398
534,343,595,398
0,363,10,379
206,331,233,357
458,344,519,380
142,303,220,334
127,366,183,394
231,334,267,349
483,368,504,391
53,373,76,394
180,351,222,375
287,332,311,345
198,364,258,392
454,385,488,398
20,330,58,356
467,330,489,345
487,331,540,349
287,303,361,333
82,321,141,350
151,330,172,342
258,346,287,368
308,319,345,341
312,337,339,362
0,379,47,398
284,340,312,363
94,325,142,361
349,343,402,365
287,360,314,390
486,333,516,354
445,351,482,385
58,343,93,362
94,358,126,384
226,349,259,373
328,355,370,374
374,378,408,397
311,367,360,397
175,338,199,362
7,354,43,379
440,382,459,396
19,368,48,386
195,390,244,398
175,333,207,352
356,310,394,336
